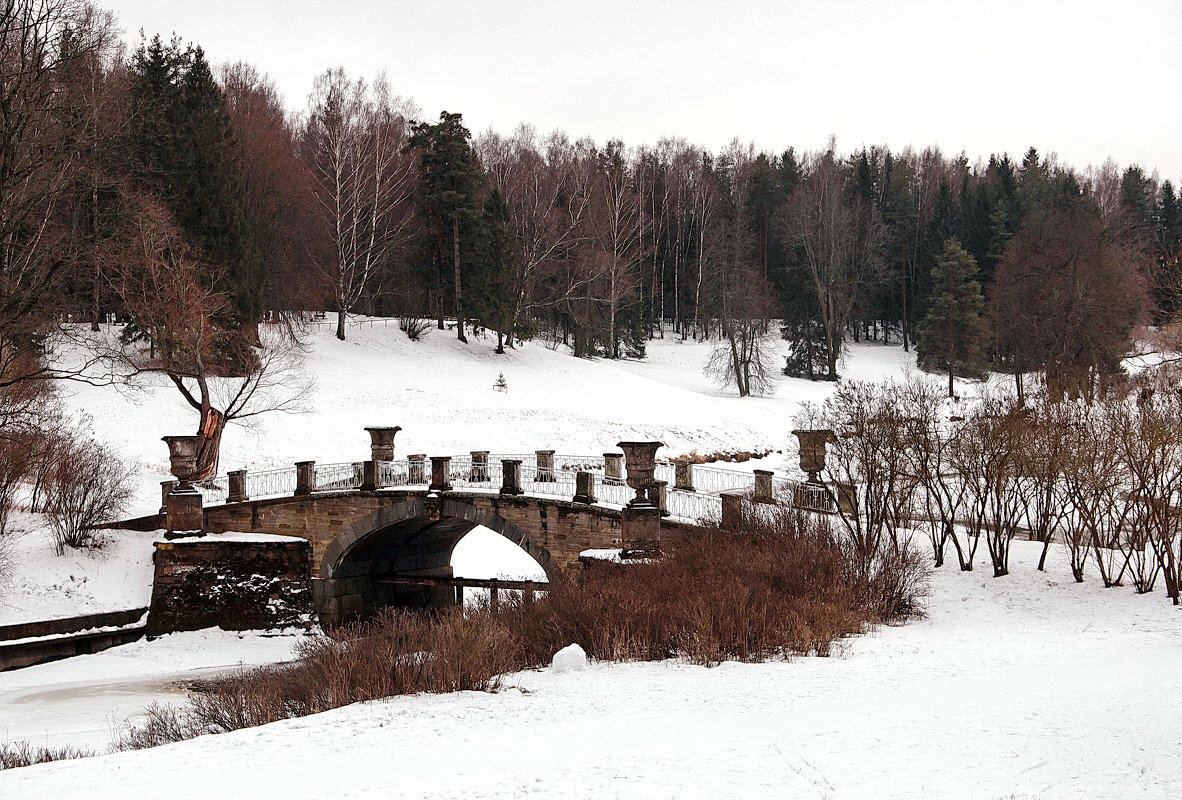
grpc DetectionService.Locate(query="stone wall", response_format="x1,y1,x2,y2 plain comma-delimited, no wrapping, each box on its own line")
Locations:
147,537,313,635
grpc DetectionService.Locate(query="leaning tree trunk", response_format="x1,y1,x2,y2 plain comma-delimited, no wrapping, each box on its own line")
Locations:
193,407,226,481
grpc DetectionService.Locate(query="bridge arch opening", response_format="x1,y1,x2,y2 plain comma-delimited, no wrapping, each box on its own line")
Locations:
314,500,558,625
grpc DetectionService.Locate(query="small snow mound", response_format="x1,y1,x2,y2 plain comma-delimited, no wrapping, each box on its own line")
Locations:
551,643,588,673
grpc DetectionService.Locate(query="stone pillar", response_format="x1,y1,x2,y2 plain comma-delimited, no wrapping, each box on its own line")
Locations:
617,441,664,508
227,470,248,503
430,456,452,492
721,492,743,529
365,426,401,462
535,450,556,482
836,482,857,515
360,460,382,491
674,459,694,491
621,506,661,549
500,459,523,495
573,471,597,504
603,452,624,485
753,470,774,504
408,454,427,484
470,451,490,482
165,487,204,535
160,480,178,513
647,480,669,516
294,460,315,496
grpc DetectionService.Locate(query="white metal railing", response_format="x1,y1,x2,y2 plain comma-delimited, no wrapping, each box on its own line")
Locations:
192,454,841,524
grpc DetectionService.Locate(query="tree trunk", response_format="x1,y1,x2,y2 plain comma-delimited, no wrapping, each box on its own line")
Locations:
336,308,346,340
453,217,467,343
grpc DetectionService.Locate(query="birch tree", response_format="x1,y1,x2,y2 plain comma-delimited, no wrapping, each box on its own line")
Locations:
303,70,417,340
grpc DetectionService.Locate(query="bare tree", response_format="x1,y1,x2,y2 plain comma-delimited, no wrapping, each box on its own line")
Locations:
106,196,311,477
302,70,417,340
784,147,885,380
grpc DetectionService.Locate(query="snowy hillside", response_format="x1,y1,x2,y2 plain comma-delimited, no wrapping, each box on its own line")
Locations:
60,319,919,516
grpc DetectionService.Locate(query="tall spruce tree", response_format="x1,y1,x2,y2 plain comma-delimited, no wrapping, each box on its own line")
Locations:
128,38,255,329
918,238,988,397
407,111,483,342
470,189,514,353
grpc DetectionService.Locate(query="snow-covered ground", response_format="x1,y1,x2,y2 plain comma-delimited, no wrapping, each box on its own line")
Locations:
0,628,304,752
0,514,157,626
4,541,1180,798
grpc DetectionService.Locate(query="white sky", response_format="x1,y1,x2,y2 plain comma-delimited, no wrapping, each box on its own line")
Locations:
103,0,1182,179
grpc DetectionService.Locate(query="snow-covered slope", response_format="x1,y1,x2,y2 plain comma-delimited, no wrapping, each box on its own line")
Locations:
4,541,1179,799
60,320,917,516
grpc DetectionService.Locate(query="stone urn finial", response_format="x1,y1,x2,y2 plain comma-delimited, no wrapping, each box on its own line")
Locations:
792,429,837,484
616,441,664,507
365,426,402,462
161,435,202,488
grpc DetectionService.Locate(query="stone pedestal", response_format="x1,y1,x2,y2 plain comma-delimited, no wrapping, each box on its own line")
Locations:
408,454,427,484
674,459,694,491
165,489,204,535
360,460,381,491
603,453,624,485
721,492,743,529
294,460,315,495
535,450,556,482
836,482,857,515
430,456,452,492
365,426,401,462
227,470,248,503
753,470,774,504
160,480,178,513
500,459,523,495
647,480,669,516
470,451,490,482
621,505,661,548
573,471,596,504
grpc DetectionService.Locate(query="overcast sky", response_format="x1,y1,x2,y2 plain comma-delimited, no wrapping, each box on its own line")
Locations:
103,0,1182,179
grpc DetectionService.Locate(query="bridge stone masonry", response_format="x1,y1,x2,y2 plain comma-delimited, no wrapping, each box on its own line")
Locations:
132,428,838,630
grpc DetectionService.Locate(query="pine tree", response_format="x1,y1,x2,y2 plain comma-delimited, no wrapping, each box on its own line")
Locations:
918,238,988,397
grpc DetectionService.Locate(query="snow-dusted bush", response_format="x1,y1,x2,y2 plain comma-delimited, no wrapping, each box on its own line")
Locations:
0,740,93,771
43,430,137,554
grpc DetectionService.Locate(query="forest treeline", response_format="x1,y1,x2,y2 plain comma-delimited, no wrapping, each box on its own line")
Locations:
3,0,1181,410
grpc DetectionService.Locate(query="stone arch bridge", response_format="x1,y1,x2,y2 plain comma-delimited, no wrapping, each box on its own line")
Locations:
129,432,833,629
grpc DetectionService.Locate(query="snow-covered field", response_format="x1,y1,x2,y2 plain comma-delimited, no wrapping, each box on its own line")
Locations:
3,541,1180,799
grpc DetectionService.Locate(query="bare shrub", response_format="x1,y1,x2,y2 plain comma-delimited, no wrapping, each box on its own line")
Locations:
0,740,93,771
43,428,137,554
398,317,432,341
797,381,915,570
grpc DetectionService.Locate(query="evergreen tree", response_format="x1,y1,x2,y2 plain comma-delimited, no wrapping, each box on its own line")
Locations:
470,189,514,353
128,38,255,329
407,111,484,342
918,238,988,397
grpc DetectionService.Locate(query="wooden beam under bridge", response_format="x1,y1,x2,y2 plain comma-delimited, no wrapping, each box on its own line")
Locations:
377,575,549,608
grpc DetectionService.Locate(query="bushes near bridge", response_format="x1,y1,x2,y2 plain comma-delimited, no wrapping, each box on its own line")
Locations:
115,507,927,751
